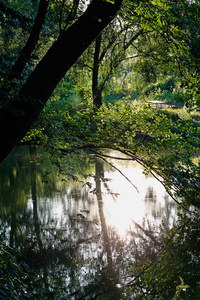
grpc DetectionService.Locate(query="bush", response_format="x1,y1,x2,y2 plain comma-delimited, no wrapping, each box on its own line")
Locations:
144,77,176,95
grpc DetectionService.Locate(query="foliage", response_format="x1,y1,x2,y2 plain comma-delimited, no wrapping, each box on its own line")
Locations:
24,98,200,208
67,101,200,208
125,210,200,299
0,242,58,299
144,77,176,95
172,278,189,300
140,77,186,106
0,0,86,109
22,94,94,181
1,1,200,298
125,0,200,107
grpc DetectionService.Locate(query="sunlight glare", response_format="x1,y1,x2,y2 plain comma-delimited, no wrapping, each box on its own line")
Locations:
103,168,145,237
101,164,168,238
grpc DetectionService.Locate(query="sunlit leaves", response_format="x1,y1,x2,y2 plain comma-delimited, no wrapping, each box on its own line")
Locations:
151,0,163,6
104,0,115,4
26,97,200,208
127,0,200,106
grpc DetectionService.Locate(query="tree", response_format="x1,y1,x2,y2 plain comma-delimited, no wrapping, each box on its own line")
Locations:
129,0,200,103
9,0,49,80
91,25,143,108
68,0,200,108
71,14,144,108
0,0,123,164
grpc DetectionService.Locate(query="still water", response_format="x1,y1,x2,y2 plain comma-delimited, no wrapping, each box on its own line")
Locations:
0,146,178,299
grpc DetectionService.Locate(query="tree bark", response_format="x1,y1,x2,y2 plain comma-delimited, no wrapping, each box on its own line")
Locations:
92,34,102,108
0,0,123,164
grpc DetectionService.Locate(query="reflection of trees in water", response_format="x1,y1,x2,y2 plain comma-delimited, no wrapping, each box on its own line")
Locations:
94,158,123,299
145,186,157,203
0,147,180,299
144,185,177,236
125,210,200,299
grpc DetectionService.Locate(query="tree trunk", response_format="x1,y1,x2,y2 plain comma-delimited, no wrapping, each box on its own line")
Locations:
95,159,122,299
10,0,49,79
0,0,122,164
92,34,102,108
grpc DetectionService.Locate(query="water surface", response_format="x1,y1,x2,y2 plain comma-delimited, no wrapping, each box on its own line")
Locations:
0,146,177,299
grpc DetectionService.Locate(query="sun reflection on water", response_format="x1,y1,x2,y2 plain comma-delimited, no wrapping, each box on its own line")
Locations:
101,164,169,238
104,196,144,237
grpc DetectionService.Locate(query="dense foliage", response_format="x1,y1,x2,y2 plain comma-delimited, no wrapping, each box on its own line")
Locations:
0,243,58,299
23,98,200,209
125,210,200,299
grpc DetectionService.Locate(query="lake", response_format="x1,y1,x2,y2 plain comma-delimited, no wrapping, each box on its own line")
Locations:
0,146,193,299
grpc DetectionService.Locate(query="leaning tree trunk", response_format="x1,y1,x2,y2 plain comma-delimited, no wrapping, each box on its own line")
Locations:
0,0,123,164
